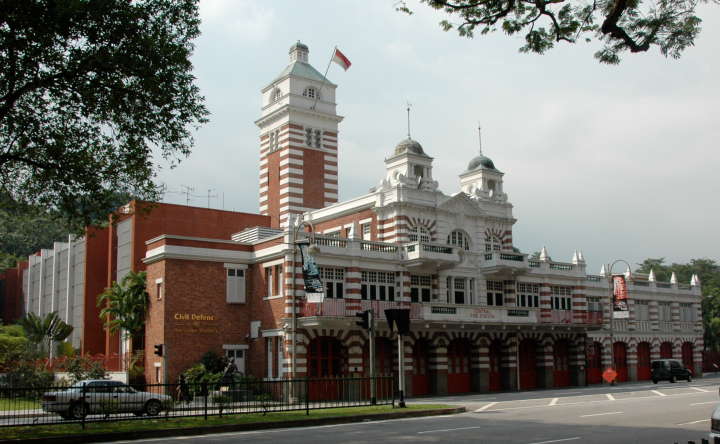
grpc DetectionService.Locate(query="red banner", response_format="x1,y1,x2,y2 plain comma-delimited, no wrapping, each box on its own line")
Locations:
612,275,629,319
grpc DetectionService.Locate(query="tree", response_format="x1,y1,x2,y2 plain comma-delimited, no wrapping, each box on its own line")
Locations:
97,270,149,352
0,324,30,371
0,0,208,232
18,311,73,358
398,0,718,63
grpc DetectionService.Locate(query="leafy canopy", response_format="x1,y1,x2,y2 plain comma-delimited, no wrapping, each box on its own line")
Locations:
97,270,149,340
0,0,208,231
19,311,73,357
398,0,718,63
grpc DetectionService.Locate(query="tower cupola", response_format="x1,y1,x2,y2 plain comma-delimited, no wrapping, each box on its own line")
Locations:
289,41,309,63
460,126,507,202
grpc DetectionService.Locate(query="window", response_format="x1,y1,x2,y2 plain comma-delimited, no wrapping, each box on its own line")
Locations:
485,235,502,252
551,286,572,311
303,87,317,99
410,275,432,303
272,88,282,102
361,223,371,240
305,128,312,146
314,129,321,148
304,127,322,148
516,282,539,308
320,267,344,299
361,271,395,301
226,267,246,304
408,226,430,243
635,300,649,320
680,303,695,322
486,280,504,306
447,230,470,251
587,297,602,312
267,337,281,379
658,302,672,320
265,265,283,298
155,281,163,301
413,164,425,178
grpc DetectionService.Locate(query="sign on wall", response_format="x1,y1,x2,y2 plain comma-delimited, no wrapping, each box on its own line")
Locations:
298,242,324,303
612,275,629,319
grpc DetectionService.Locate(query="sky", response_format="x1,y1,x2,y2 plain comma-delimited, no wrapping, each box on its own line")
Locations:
155,0,720,277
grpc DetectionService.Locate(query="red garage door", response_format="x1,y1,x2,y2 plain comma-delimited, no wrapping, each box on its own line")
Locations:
447,339,471,394
637,342,651,380
614,342,628,382
587,342,603,385
553,340,570,387
682,342,694,374
489,340,502,392
412,339,430,396
660,342,673,359
519,339,537,390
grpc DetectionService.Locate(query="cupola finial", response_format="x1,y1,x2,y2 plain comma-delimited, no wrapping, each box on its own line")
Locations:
478,123,483,156
406,101,412,139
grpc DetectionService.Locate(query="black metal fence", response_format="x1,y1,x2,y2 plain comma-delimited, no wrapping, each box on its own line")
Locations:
0,376,395,428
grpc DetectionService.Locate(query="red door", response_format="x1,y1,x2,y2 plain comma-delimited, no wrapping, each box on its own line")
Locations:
613,342,628,382
519,339,537,390
682,342,694,374
637,342,651,380
363,338,394,399
447,339,471,393
660,342,673,359
586,342,603,384
553,340,570,387
307,337,346,400
412,340,430,396
489,340,502,391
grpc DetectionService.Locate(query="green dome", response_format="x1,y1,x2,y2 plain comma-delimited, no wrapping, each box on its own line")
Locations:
394,138,427,156
467,154,496,171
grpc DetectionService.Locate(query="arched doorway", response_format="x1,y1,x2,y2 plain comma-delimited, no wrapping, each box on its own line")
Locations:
586,342,603,384
412,339,430,396
682,342,694,374
519,339,537,390
553,340,570,387
307,337,347,400
613,342,628,382
637,342,651,380
660,342,673,359
488,340,503,392
447,338,471,393
363,337,394,399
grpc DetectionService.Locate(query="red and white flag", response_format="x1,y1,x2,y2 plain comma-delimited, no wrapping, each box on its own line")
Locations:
332,48,351,71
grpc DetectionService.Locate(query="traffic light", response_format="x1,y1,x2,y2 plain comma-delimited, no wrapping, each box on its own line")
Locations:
355,310,371,330
385,308,411,335
154,344,164,357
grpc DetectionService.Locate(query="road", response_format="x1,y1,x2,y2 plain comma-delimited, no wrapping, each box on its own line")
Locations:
113,378,720,444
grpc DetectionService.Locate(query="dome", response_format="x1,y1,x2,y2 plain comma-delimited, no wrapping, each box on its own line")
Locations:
394,138,427,156
467,154,496,171
289,41,309,54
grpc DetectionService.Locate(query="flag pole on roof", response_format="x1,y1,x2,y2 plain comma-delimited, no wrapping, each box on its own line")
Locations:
311,46,351,111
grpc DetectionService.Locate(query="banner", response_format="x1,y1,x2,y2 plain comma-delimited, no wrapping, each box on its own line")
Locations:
298,242,324,303
612,275,629,319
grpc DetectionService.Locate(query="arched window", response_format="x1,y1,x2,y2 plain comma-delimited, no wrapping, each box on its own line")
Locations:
271,88,282,102
303,87,319,100
485,235,501,252
408,226,430,243
447,230,470,251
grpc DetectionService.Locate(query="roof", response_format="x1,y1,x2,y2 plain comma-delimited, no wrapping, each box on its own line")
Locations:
393,138,429,157
274,62,335,86
466,154,497,172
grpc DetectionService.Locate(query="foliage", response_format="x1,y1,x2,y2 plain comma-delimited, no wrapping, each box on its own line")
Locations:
18,311,73,358
128,352,146,387
0,324,30,371
398,0,717,64
199,351,228,374
636,257,720,351
1,360,54,392
54,340,75,358
181,363,222,395
97,271,148,344
62,354,108,383
0,0,208,231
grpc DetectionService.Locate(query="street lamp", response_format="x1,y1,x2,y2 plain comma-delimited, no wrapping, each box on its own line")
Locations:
289,217,316,385
606,259,631,385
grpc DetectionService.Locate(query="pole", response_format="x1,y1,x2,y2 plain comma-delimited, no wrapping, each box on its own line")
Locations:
163,343,169,395
516,334,521,391
397,333,406,407
608,263,615,385
290,224,298,400
311,46,336,111
369,309,376,405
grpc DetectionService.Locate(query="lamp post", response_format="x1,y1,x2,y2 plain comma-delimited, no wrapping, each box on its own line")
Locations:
607,259,631,385
289,217,315,387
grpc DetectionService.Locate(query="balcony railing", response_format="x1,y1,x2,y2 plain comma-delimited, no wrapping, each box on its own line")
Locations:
300,299,422,319
360,240,398,253
313,236,348,248
481,251,528,274
549,262,574,271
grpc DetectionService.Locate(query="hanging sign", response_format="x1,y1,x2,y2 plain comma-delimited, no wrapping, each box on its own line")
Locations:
298,242,324,303
612,274,629,319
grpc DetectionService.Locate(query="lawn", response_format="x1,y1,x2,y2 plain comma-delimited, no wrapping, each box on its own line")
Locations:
0,404,453,441
0,398,39,412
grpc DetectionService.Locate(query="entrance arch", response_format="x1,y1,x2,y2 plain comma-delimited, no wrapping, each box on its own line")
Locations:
447,338,472,393
412,339,431,396
682,342,694,374
519,339,537,390
586,342,603,384
660,342,673,359
637,342,651,380
488,339,503,392
613,342,628,382
553,340,570,387
307,336,347,400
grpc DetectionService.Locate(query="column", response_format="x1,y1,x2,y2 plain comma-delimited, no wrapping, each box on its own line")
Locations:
539,283,551,323
503,280,516,306
538,338,554,388
430,339,448,395
649,300,659,331
572,284,587,324
571,335,587,386
627,342,638,381
345,266,362,313
473,338,489,393
502,335,518,391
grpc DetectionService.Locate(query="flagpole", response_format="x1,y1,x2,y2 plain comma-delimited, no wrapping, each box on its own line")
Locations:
311,46,336,111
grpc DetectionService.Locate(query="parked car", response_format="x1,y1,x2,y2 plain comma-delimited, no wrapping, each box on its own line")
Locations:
710,403,720,441
651,359,692,383
42,380,173,420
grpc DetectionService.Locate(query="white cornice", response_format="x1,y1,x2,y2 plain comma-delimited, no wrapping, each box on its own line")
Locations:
255,105,344,128
143,243,288,265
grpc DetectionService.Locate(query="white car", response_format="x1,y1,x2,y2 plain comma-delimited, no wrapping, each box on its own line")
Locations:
42,379,172,419
711,401,720,441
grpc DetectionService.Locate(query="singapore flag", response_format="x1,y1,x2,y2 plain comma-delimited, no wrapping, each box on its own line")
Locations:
332,48,351,71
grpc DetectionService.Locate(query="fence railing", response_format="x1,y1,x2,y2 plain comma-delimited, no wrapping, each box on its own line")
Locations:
0,376,394,428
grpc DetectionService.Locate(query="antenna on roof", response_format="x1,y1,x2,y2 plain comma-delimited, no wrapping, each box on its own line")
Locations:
406,101,412,139
478,122,483,155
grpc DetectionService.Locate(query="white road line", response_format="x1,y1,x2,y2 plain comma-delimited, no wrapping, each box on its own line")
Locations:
528,437,581,444
580,411,623,418
475,402,498,412
418,426,484,434
690,401,718,406
691,387,710,392
549,398,559,406
651,390,667,397
676,419,710,426
606,393,615,401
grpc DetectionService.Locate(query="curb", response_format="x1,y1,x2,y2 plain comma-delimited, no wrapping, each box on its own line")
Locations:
0,407,466,443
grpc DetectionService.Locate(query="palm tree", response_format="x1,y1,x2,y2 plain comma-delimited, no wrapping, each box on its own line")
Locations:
19,311,74,358
97,271,149,353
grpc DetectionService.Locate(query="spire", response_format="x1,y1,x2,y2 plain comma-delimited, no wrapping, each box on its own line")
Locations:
624,265,631,278
648,268,656,282
670,271,678,284
539,246,550,262
406,101,412,139
577,250,585,262
478,123,483,156
599,264,607,276
572,250,579,264
691,274,699,286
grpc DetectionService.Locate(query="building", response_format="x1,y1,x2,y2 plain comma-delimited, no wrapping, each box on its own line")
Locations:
5,42,704,393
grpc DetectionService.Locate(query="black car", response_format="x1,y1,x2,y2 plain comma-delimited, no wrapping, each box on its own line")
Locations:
651,359,692,383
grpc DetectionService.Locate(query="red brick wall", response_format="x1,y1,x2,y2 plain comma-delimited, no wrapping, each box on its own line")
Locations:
83,226,109,355
0,261,28,324
303,149,326,210
313,209,377,240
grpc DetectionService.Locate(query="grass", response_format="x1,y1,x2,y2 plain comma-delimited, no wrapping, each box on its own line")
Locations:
0,404,453,440
0,398,39,411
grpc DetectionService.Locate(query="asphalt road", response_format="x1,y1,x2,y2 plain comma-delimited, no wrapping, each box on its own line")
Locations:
113,378,720,444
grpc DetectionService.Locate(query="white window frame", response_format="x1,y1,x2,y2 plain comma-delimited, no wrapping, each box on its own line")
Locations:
361,271,395,301
447,230,470,251
410,275,432,303
486,280,504,306
224,264,247,304
320,267,345,299
551,286,572,311
516,282,539,308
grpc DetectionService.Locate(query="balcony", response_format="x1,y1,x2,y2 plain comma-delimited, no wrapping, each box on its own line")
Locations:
311,235,400,261
480,251,529,276
403,242,461,270
300,299,423,320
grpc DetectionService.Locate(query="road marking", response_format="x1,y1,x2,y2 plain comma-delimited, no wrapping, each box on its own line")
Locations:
475,402,498,412
606,394,615,401
549,398,559,406
418,426,483,434
528,437,581,444
691,387,709,392
580,411,623,418
690,401,718,406
676,419,710,426
651,390,667,397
